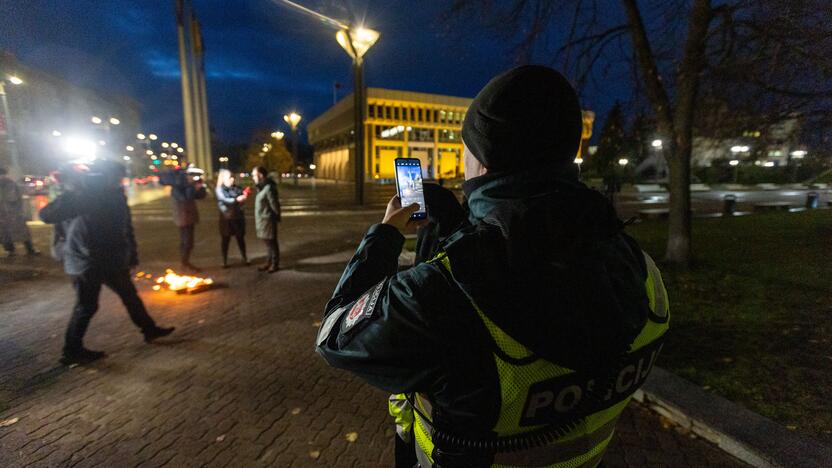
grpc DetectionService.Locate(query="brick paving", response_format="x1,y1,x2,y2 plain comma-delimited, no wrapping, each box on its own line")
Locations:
0,191,746,467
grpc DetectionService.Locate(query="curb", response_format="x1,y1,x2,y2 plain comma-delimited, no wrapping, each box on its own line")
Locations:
634,367,832,468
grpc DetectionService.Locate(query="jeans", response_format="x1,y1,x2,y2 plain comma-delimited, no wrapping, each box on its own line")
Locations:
179,225,195,264
221,234,247,263
65,268,156,353
262,234,279,268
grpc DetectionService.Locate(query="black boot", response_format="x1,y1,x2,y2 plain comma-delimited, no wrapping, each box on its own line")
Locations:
24,241,40,256
60,347,106,365
144,326,175,343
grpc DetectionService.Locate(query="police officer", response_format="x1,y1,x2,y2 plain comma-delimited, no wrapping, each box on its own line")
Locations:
316,66,669,467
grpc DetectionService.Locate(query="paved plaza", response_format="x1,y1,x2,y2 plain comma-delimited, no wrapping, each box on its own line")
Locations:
0,185,746,467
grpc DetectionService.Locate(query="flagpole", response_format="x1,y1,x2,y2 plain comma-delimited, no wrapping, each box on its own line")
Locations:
175,0,197,168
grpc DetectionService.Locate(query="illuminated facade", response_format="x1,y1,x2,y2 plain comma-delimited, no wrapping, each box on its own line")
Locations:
308,87,595,181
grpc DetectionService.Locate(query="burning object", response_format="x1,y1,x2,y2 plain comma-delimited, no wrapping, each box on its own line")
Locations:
136,269,216,294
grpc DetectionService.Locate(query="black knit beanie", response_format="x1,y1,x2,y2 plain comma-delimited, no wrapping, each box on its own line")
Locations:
462,65,583,173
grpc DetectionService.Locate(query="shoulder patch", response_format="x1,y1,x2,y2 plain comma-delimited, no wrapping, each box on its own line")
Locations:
341,281,385,333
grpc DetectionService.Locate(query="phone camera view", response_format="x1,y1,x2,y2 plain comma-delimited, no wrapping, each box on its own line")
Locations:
396,160,427,218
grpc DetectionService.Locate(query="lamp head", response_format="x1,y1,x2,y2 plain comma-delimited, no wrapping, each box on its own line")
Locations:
336,27,379,60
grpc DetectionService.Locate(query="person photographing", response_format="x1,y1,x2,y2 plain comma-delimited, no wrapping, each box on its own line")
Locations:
316,66,669,467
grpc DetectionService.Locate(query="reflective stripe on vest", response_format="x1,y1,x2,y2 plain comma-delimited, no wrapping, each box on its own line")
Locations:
413,251,670,467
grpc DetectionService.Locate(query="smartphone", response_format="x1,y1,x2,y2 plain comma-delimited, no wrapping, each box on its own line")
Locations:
394,158,428,220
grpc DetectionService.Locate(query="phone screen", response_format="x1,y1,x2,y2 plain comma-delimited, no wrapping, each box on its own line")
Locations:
395,158,427,220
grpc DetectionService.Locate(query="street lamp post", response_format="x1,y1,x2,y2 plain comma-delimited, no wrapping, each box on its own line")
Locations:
270,1,379,204
336,27,379,206
283,112,301,186
0,75,24,178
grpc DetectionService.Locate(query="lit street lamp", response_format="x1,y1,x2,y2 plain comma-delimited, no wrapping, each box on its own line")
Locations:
271,131,284,140
618,158,629,167
336,26,379,205
273,0,379,204
218,156,229,168
284,112,302,185
729,159,740,183
0,75,24,177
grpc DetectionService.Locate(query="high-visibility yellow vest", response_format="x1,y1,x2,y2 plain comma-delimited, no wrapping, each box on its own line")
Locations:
408,251,669,468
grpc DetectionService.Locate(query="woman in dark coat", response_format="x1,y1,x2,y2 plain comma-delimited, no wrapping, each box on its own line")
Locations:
215,169,249,267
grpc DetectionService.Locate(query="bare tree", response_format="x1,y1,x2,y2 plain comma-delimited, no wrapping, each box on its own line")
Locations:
446,0,832,268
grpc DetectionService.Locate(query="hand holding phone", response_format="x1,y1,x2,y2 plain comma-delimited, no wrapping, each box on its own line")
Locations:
382,196,426,232
394,158,428,221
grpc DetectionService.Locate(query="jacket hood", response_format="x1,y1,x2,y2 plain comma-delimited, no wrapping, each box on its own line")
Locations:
447,170,647,372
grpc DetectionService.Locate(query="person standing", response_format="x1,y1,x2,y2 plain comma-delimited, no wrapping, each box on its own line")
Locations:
0,167,39,256
40,161,174,365
161,166,207,272
215,169,249,267
316,66,669,467
251,166,280,273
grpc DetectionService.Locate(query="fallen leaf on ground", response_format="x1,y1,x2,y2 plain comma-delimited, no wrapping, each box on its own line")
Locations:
786,425,797,430
198,319,205,324
312,321,321,327
0,417,19,427
309,450,320,459
720,357,734,363
345,432,358,443
216,434,226,442
702,385,711,391
291,407,302,415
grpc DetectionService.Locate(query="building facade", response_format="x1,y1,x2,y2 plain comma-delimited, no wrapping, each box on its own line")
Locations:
308,88,594,182
0,51,141,176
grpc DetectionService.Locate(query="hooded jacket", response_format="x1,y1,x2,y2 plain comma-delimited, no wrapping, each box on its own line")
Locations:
317,168,650,459
40,187,138,275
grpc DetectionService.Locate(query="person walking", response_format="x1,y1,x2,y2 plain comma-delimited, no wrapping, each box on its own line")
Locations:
316,66,669,467
40,161,174,365
161,166,207,272
215,169,249,268
0,167,39,257
251,166,280,273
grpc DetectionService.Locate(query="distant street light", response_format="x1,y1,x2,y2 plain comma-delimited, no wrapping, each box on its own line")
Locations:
109,117,120,125
309,163,317,170
176,147,184,153
574,156,583,165
126,145,134,151
91,116,103,124
730,145,750,154
148,134,158,141
162,142,170,148
618,158,629,167
98,140,106,146
729,159,740,182
284,112,302,185
52,130,62,137
271,131,284,140
171,142,179,148
790,150,807,159
146,149,153,155
123,155,131,161
8,76,23,86
137,133,146,140
651,139,663,149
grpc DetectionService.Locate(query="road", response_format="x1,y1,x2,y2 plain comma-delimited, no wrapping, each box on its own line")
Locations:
0,183,745,467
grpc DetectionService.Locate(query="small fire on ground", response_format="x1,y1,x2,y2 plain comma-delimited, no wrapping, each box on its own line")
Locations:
135,269,215,294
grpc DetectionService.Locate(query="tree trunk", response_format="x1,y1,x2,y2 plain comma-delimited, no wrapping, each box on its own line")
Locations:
666,0,712,267
623,0,711,268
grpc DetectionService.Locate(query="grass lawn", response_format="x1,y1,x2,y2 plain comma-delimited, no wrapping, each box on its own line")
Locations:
628,210,832,445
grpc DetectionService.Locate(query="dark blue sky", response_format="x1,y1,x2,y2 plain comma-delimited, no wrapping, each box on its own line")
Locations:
0,0,629,145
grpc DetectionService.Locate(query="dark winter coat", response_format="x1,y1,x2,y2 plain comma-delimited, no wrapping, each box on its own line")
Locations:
254,180,280,239
40,187,138,275
216,184,246,237
170,182,207,227
316,165,652,463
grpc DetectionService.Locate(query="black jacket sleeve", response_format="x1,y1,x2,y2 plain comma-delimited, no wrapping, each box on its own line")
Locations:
39,192,83,224
316,223,463,393
125,202,139,267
